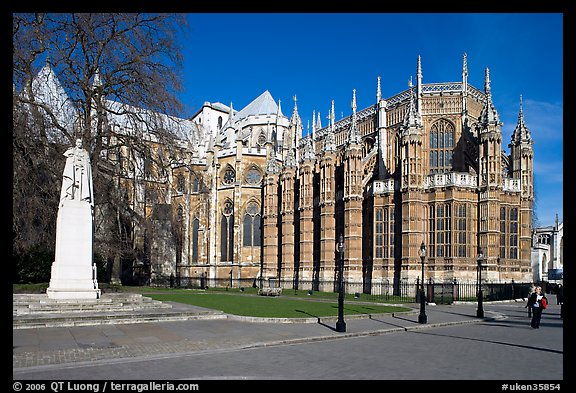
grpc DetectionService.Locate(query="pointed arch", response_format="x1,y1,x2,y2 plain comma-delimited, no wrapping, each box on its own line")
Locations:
191,172,201,193
244,164,263,186
191,208,201,263
221,164,236,186
220,199,234,262
429,119,455,174
242,199,262,247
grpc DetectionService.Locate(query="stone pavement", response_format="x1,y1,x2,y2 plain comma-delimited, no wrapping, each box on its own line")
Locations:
13,296,517,371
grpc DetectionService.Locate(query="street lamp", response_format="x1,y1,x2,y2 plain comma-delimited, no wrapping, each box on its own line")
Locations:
476,248,485,318
418,241,427,324
336,234,346,332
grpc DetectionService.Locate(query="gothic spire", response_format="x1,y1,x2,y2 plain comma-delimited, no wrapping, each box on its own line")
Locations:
462,53,469,122
284,139,297,168
265,138,280,174
290,95,302,126
323,101,336,152
511,95,532,143
462,52,468,89
312,109,316,133
416,55,423,114
376,75,381,102
300,133,316,163
348,89,361,145
330,99,335,131
228,101,234,124
479,67,501,126
402,77,423,133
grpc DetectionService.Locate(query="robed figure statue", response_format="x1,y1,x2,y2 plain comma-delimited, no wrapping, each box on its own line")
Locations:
60,138,93,208
47,137,100,299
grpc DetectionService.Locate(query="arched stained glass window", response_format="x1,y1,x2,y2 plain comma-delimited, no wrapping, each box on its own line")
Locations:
192,216,200,263
243,201,261,247
429,119,455,174
176,173,185,194
220,201,234,262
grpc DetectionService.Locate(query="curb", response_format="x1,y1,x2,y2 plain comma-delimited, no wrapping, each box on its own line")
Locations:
222,312,505,352
224,308,419,324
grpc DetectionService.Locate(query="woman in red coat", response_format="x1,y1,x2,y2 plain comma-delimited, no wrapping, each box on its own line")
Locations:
528,286,547,329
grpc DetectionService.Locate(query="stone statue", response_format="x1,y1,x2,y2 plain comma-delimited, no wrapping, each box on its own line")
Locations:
60,138,93,208
48,136,100,299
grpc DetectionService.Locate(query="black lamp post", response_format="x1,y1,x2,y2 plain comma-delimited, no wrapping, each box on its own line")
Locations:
336,234,346,332
476,249,485,318
418,241,427,324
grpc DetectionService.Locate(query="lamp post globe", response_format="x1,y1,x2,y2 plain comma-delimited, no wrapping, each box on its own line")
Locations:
336,234,346,332
418,241,427,324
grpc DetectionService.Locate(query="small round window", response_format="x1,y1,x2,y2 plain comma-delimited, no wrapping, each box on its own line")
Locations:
245,167,262,185
223,168,235,185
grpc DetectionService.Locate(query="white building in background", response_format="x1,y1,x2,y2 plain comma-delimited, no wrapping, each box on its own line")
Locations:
531,214,563,283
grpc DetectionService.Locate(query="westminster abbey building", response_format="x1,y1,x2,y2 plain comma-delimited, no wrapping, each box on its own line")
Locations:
29,54,535,289
166,54,535,288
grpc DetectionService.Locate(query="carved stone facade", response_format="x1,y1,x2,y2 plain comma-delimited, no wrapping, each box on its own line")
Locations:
258,55,534,286
31,55,535,287
157,56,535,286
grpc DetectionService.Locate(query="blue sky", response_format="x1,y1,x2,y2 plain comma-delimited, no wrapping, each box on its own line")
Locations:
177,13,563,228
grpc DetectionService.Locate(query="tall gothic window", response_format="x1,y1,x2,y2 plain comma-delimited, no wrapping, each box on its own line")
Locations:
509,207,519,259
429,119,454,174
428,204,435,257
456,204,467,257
375,208,383,258
430,203,452,257
500,207,507,259
384,206,394,258
192,176,200,193
192,215,200,263
243,201,261,247
220,201,234,262
374,207,394,259
176,173,185,194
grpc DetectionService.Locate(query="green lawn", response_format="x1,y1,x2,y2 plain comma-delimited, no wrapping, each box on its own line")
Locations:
12,283,413,318
147,291,410,318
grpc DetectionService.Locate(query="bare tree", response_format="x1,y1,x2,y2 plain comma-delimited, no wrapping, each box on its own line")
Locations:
13,13,189,283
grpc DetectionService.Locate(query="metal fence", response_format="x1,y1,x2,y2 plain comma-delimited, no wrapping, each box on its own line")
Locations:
150,274,533,305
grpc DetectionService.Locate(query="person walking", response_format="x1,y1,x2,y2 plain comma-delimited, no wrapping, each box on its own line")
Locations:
528,286,547,329
525,285,535,318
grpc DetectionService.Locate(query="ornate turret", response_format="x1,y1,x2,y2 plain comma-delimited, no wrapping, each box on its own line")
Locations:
401,78,423,139
509,95,534,200
376,75,388,179
478,67,503,188
400,78,424,189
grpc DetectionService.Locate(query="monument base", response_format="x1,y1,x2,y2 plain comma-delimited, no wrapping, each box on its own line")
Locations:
47,200,100,300
46,287,101,300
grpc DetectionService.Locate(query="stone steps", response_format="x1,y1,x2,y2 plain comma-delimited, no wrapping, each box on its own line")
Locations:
13,293,171,316
12,293,226,329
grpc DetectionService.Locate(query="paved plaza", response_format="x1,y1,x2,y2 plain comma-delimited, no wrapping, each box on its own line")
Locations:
13,296,564,381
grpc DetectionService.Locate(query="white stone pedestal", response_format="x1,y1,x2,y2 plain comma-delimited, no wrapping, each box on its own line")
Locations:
47,200,100,300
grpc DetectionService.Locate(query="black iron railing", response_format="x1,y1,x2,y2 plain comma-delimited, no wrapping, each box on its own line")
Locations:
148,274,532,304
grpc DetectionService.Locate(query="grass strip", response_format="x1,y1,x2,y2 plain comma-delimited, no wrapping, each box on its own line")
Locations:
148,292,410,318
